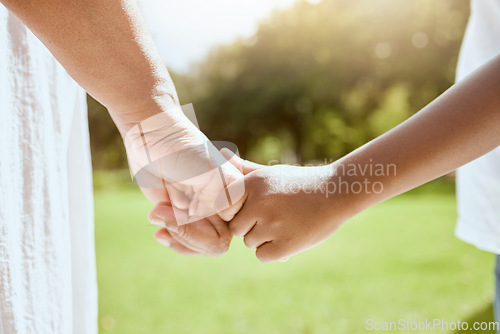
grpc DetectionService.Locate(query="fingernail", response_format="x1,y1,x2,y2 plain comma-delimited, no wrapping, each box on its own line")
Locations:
155,232,171,247
151,218,166,228
158,235,171,247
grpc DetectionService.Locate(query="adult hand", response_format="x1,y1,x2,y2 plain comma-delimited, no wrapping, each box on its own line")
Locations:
123,110,245,225
149,203,232,257
147,148,256,257
125,114,246,256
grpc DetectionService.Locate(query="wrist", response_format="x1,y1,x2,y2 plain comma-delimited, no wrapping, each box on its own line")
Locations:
323,161,383,221
110,93,184,136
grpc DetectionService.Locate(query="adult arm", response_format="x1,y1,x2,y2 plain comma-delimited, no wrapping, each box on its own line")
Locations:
2,0,176,129
1,0,240,256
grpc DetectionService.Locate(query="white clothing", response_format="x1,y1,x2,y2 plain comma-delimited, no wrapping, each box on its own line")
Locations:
455,0,500,253
0,6,97,334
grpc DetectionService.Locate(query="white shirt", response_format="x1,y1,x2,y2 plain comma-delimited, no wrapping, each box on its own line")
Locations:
0,6,97,333
455,0,500,253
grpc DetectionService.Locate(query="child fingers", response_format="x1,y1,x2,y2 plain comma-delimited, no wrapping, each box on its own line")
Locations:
215,177,247,222
255,241,290,263
228,207,258,237
242,224,269,249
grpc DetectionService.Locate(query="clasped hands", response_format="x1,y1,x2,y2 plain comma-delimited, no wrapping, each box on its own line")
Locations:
125,110,351,263
147,148,351,263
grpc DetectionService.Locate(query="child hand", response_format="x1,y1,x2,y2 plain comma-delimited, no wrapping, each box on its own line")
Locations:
218,151,357,263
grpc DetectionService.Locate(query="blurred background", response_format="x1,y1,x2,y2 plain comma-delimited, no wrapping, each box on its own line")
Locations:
90,0,497,333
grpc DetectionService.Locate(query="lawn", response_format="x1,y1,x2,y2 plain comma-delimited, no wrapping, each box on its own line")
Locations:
95,179,496,334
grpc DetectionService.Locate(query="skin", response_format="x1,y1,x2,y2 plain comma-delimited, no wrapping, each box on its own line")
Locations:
158,55,500,263
2,0,238,256
5,0,500,261
218,54,500,263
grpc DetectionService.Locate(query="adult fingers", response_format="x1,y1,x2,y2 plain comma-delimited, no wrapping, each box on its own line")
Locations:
149,203,182,233
154,228,201,256
150,204,208,253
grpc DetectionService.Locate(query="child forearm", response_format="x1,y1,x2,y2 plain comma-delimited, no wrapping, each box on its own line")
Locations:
332,55,500,217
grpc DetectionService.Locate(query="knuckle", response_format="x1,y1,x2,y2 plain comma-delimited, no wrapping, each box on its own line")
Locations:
176,226,189,239
245,173,263,191
219,224,233,240
229,222,244,237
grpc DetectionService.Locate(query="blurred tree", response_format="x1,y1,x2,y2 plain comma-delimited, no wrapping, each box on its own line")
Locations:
88,0,470,168
87,95,127,169
181,0,469,164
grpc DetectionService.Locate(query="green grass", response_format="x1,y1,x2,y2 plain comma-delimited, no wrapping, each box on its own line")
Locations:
95,181,496,334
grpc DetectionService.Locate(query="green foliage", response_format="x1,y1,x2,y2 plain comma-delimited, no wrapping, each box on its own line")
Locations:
369,83,412,136
180,0,469,164
88,0,470,168
87,95,127,169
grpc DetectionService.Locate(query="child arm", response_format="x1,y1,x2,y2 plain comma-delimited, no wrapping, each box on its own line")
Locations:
222,55,500,263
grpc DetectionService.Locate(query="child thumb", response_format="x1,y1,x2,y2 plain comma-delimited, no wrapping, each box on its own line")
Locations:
214,176,247,222
220,148,264,175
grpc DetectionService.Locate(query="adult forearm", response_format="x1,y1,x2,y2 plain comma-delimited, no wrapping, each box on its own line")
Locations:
332,55,500,216
1,0,178,131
